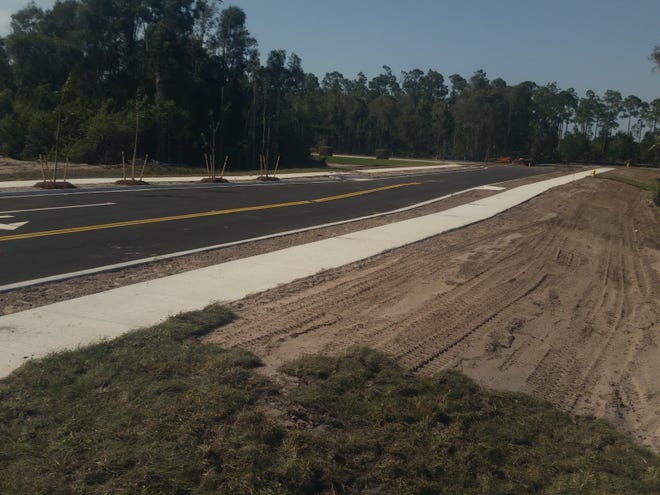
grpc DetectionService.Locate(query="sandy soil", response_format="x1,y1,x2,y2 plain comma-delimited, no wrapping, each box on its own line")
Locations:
205,168,660,452
0,156,108,176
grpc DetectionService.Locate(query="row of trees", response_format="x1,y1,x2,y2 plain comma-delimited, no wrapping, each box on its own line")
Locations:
0,0,658,168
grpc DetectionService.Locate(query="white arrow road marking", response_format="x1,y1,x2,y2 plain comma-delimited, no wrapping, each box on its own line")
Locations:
0,221,29,231
0,203,115,231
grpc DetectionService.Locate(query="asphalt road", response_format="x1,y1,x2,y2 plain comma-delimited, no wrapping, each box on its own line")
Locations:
0,166,554,286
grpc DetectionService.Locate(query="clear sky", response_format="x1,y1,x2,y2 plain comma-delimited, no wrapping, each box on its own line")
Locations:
2,0,659,102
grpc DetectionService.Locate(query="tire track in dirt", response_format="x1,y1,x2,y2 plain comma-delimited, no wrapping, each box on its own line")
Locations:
205,170,660,452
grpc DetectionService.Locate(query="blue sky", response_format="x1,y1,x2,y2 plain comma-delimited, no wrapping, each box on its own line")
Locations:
2,0,659,102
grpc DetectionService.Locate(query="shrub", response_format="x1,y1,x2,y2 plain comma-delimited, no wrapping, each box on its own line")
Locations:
375,148,390,159
319,145,333,156
69,101,132,163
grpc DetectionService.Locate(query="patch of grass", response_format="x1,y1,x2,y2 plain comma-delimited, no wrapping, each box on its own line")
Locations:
597,172,657,192
229,166,332,176
597,173,660,206
0,304,280,494
282,348,660,494
1,320,659,493
322,155,443,168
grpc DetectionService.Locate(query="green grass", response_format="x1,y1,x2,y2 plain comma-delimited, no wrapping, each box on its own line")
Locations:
227,166,332,176
321,155,444,168
1,308,658,494
597,172,658,192
282,350,660,494
597,172,660,206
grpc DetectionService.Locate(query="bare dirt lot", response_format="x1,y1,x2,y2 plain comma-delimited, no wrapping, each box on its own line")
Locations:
206,168,660,453
0,156,107,178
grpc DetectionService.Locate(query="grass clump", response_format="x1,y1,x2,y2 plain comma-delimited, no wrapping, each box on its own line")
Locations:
0,304,281,494
598,174,653,190
1,321,659,494
598,172,660,206
322,155,442,168
281,348,660,494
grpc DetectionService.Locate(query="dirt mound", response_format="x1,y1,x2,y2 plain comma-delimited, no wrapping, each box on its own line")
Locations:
114,179,149,185
34,181,76,189
206,169,660,452
200,177,229,183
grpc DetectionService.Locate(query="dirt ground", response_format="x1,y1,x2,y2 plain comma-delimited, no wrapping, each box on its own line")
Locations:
205,168,660,453
0,156,105,177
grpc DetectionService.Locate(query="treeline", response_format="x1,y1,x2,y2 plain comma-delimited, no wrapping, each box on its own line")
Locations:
0,0,658,168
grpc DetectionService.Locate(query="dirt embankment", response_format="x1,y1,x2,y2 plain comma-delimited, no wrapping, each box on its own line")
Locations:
206,169,660,452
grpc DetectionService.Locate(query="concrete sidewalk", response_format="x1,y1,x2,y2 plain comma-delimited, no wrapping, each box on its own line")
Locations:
0,163,467,190
0,171,343,190
0,168,611,378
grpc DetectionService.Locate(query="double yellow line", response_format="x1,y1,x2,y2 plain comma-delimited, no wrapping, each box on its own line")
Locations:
0,182,419,243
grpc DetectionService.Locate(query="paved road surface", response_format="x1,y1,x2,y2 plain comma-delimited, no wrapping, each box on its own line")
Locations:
0,166,553,285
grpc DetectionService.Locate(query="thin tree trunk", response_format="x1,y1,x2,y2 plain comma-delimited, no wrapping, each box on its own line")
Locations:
131,97,140,180
53,106,62,183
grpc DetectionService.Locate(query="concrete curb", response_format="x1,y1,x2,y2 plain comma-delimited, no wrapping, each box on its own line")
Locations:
0,172,342,190
0,164,466,190
0,186,493,293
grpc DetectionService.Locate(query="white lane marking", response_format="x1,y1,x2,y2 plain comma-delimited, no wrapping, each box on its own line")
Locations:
0,180,339,199
474,185,506,191
0,185,496,291
0,202,116,215
0,221,29,231
0,169,603,292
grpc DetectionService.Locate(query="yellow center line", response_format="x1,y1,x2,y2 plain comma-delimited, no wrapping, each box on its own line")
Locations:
0,182,420,242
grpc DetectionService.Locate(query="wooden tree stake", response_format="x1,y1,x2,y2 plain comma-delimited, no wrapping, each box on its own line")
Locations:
39,155,46,182
139,154,149,181
211,152,216,180
44,157,52,182
220,155,229,178
273,155,281,176
204,154,210,178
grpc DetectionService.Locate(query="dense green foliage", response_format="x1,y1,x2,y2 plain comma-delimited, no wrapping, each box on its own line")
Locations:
1,305,659,494
0,1,658,168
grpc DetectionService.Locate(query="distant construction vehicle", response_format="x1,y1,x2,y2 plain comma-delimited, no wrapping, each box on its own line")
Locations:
493,155,534,166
